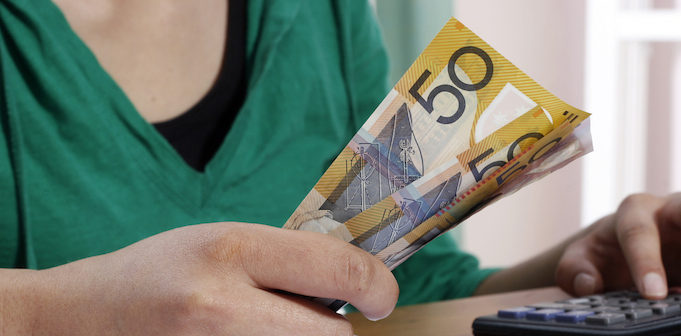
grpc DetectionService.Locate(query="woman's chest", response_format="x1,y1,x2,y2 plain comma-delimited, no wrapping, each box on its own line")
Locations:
51,0,229,123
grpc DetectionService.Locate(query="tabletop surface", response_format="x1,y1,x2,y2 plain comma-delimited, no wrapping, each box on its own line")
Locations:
347,287,571,336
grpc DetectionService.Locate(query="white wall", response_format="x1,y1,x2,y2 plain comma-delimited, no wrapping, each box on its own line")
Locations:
373,0,681,269
455,0,681,268
454,0,588,268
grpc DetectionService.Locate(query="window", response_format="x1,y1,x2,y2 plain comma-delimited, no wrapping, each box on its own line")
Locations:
583,0,681,225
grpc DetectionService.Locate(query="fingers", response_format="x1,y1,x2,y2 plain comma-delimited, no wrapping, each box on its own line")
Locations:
555,233,605,297
557,193,679,300
615,194,668,299
209,223,399,321
657,193,681,234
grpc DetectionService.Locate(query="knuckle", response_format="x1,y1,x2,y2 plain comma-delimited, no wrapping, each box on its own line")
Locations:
185,288,229,318
167,286,236,334
334,250,376,298
206,233,244,266
619,221,654,242
200,224,255,270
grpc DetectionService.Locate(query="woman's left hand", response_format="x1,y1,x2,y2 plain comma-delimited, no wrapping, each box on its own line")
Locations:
555,192,681,299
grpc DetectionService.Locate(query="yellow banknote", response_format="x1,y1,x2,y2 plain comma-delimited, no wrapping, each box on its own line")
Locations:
375,119,592,269
288,17,594,311
285,18,589,237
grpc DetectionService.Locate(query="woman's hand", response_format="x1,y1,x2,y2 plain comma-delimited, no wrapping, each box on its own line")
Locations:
1,223,398,335
556,192,681,299
474,192,681,299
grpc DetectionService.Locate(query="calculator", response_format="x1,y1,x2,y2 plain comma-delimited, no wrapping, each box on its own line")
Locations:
472,290,681,335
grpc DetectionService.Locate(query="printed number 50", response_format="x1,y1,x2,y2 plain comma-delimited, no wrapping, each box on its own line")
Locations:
408,46,493,125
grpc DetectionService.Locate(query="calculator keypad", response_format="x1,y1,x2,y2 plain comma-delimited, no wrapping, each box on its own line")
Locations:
474,290,681,335
495,290,681,326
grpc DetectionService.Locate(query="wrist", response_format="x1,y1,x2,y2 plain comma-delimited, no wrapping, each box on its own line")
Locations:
0,258,111,336
0,268,45,335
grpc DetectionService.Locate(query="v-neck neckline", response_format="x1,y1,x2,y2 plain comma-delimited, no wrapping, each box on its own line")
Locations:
42,1,233,208
152,0,247,173
41,0,305,209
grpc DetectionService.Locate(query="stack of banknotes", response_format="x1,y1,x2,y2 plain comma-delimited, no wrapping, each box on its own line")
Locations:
284,18,593,310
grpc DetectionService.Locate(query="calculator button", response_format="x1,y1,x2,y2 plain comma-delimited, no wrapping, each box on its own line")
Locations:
624,291,643,299
585,313,627,325
498,307,536,319
555,310,595,323
649,303,681,315
586,296,606,305
613,302,639,309
664,295,681,303
605,298,631,305
528,302,565,309
605,291,628,298
637,299,663,305
586,295,606,301
588,306,622,313
528,303,589,311
558,298,591,305
526,309,565,321
621,308,653,320
561,304,591,311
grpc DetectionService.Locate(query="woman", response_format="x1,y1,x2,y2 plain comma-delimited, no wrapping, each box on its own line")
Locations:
1,0,679,334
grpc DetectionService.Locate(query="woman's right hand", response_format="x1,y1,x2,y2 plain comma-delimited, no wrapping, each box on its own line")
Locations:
1,223,399,335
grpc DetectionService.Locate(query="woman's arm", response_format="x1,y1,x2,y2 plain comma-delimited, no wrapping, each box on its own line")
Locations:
0,223,399,335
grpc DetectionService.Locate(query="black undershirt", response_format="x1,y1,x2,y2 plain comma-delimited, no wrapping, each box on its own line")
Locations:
153,0,247,172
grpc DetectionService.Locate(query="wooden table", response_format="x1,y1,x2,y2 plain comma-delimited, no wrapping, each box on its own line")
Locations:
347,287,571,336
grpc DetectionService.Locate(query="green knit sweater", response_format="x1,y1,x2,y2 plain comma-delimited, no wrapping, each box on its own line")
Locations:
0,0,496,307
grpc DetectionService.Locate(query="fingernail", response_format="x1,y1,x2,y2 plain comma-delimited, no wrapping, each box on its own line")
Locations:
574,273,595,296
642,272,666,298
366,315,384,322
365,308,394,322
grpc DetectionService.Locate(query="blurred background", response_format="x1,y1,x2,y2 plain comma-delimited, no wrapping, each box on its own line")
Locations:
370,0,681,268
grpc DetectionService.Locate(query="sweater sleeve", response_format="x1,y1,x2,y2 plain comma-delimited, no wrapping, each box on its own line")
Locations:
344,231,500,311
392,233,501,307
